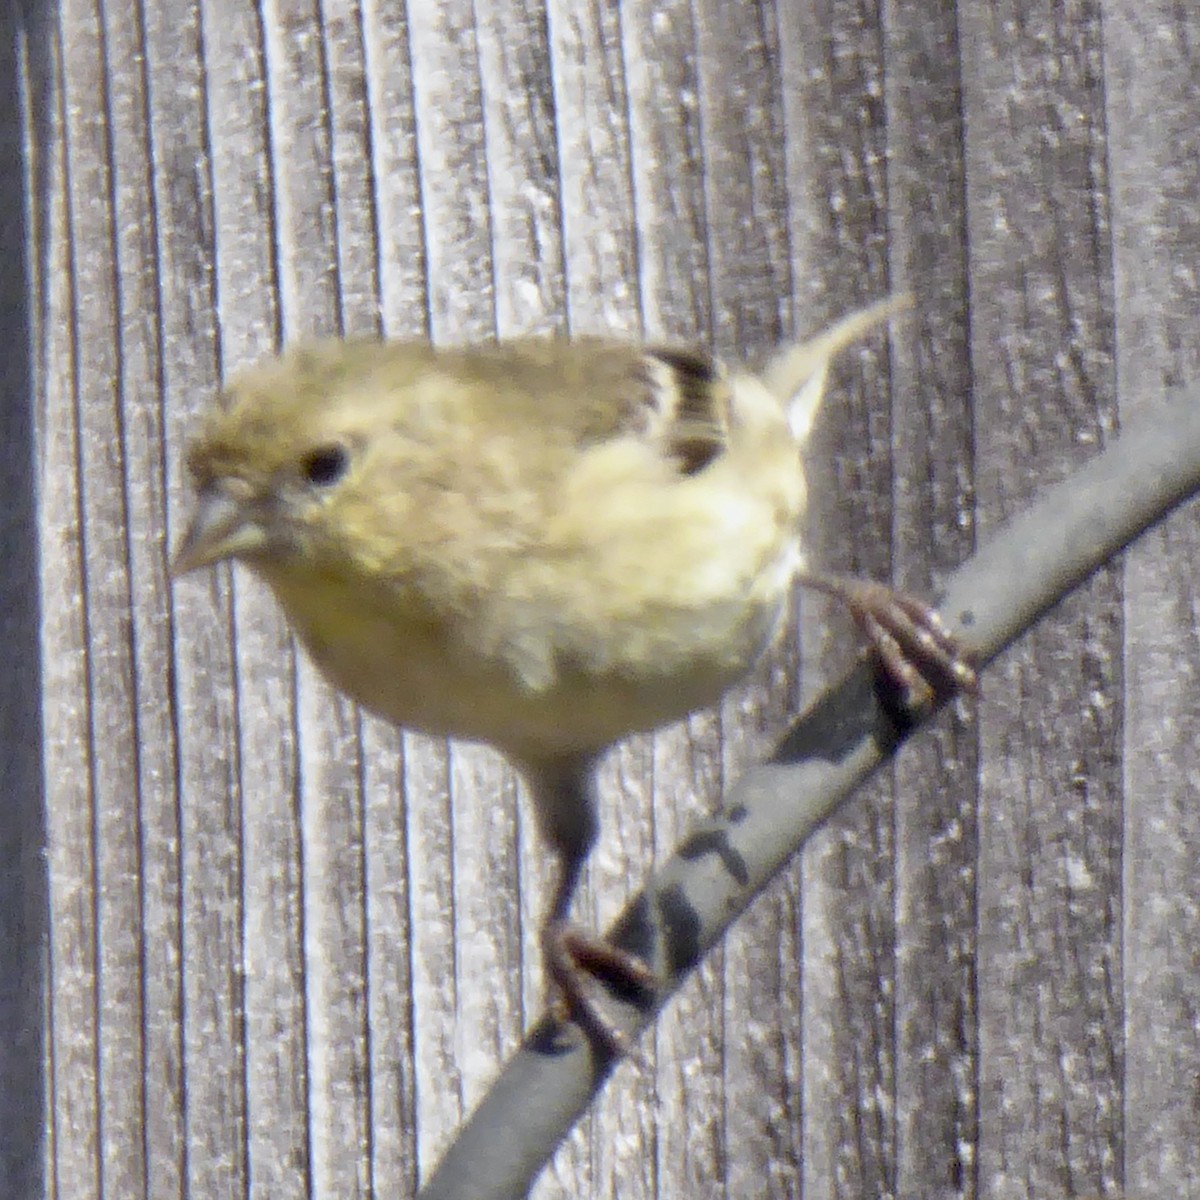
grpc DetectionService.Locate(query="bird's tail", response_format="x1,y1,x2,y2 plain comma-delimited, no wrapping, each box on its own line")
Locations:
762,292,914,441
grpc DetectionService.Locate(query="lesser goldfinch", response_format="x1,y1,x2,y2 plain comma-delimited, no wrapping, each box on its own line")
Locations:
174,297,973,1055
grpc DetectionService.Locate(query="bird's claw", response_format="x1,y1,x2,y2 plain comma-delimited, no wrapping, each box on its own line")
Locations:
842,580,976,709
543,920,658,1061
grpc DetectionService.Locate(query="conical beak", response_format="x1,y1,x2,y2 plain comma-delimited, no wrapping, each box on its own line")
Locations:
172,486,269,576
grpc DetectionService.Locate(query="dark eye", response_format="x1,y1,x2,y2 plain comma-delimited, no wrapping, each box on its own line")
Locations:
300,444,349,487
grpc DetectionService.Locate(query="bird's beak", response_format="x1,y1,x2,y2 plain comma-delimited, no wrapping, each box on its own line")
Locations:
172,486,269,576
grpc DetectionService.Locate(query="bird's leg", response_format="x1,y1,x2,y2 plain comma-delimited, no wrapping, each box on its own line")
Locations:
796,571,977,708
527,759,658,1058
541,848,658,1059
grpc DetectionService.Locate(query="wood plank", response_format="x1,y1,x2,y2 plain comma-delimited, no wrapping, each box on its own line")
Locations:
884,4,981,1198
778,3,901,1196
959,1,1123,1196
545,0,639,341
99,0,191,1193
27,0,1200,1196
0,4,46,1188
42,17,101,1197
141,0,244,1194
50,1,150,1195
196,3,305,1198
1104,3,1200,1197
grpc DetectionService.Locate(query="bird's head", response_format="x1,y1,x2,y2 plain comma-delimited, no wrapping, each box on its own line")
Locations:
172,339,439,580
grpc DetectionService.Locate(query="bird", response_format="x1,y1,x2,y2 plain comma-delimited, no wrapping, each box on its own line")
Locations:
173,296,974,1056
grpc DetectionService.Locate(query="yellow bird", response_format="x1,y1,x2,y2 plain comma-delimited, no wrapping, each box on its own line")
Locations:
174,297,973,1055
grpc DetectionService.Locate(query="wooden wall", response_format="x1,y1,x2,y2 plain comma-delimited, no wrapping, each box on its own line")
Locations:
2,0,1199,1196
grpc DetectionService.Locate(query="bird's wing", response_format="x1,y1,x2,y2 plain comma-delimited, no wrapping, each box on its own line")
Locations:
442,336,734,478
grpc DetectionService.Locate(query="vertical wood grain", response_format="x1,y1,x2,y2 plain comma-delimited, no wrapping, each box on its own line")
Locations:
0,7,47,1199
49,1,146,1195
148,0,241,1192
780,2,900,1196
42,40,100,1188
27,1,1200,1197
98,0,189,1189
959,2,1123,1196
1104,5,1200,1198
198,3,306,1198
884,3,980,1198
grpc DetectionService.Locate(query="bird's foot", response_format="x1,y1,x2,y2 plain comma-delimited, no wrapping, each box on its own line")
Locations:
838,579,976,709
543,920,658,1060
798,572,975,709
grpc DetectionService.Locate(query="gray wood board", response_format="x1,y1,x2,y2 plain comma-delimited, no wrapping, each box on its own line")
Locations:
5,0,1198,1196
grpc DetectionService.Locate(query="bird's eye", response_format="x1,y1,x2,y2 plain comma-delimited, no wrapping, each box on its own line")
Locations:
301,444,350,487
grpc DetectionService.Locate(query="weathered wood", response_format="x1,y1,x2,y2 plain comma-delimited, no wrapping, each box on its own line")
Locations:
1104,4,1200,1198
885,4,981,1199
778,2,902,1196
16,0,1200,1197
0,10,47,1200
45,4,153,1200
959,4,1123,1198
142,0,241,1192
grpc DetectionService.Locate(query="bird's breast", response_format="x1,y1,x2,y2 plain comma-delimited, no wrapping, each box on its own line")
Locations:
255,542,792,761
